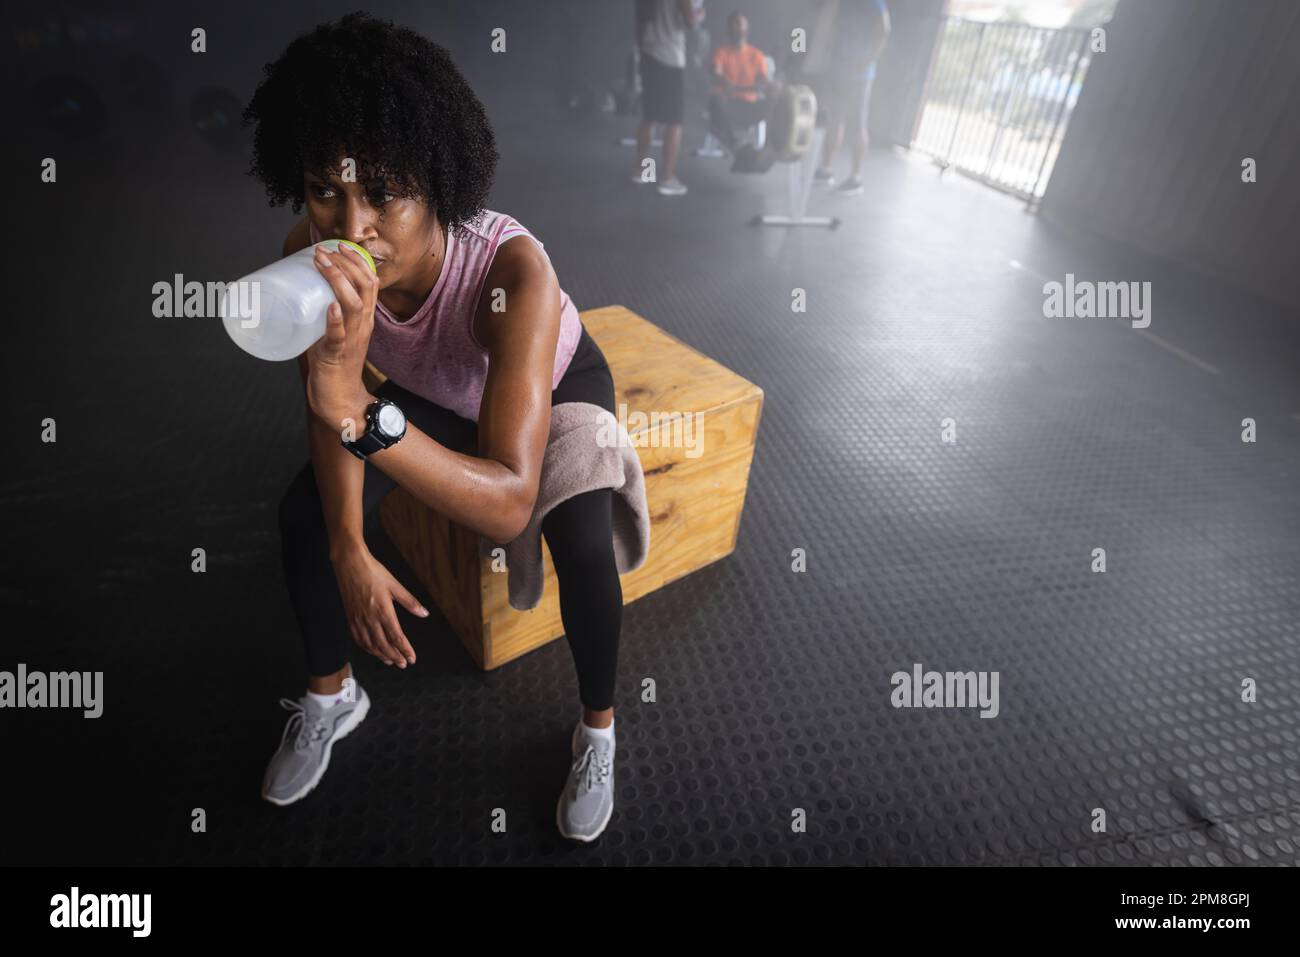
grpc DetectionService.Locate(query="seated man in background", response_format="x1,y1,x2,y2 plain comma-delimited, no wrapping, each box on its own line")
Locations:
707,12,772,154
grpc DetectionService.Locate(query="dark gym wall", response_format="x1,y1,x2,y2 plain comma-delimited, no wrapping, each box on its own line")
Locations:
7,1,639,134
1040,0,1300,305
9,1,943,168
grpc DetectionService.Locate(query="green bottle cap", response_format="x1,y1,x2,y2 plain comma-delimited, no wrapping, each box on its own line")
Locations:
317,239,377,275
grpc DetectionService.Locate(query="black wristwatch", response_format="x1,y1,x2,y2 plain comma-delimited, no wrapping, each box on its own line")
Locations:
342,398,407,460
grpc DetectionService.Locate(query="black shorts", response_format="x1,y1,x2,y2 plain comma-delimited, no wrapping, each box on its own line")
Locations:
639,54,685,125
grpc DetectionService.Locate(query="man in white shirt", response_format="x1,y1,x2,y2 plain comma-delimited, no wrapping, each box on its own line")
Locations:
632,0,706,196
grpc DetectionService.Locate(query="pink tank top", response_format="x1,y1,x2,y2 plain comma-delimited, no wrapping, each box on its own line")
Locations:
308,210,582,423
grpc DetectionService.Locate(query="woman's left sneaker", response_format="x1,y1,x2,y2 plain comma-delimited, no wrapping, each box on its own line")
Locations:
556,722,615,842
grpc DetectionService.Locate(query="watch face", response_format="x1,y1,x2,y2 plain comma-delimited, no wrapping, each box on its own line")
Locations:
376,402,406,437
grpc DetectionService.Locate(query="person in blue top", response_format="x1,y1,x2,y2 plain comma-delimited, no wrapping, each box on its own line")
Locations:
814,0,891,195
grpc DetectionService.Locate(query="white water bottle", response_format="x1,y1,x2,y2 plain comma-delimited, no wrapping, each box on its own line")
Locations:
220,239,377,362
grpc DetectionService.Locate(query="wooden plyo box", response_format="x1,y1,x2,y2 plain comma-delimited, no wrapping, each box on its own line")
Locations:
363,305,764,670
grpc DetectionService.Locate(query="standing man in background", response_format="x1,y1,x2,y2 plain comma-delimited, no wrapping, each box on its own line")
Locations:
812,0,891,195
633,0,707,196
811,0,883,195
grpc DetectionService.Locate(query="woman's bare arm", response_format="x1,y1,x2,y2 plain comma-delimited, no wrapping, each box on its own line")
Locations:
312,236,561,546
284,217,367,559
324,237,559,544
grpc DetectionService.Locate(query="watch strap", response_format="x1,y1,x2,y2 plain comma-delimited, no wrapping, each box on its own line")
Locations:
345,428,389,459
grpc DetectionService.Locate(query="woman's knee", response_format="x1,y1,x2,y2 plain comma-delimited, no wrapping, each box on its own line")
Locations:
543,491,617,574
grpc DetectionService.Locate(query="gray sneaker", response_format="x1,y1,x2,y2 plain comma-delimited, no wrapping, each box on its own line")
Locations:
655,176,687,196
556,722,615,842
836,175,864,196
261,684,370,806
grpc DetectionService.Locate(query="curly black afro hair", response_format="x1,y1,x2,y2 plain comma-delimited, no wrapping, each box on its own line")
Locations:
242,10,498,241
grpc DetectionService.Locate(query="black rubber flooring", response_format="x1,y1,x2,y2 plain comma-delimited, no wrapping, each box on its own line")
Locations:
5,79,1300,866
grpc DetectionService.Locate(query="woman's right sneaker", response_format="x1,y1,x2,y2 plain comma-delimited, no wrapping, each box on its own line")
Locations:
261,683,370,806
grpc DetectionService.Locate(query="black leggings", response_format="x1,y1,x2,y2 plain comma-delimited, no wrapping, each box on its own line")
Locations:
278,324,623,711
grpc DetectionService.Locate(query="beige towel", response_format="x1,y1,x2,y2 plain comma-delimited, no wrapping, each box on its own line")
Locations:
479,401,651,611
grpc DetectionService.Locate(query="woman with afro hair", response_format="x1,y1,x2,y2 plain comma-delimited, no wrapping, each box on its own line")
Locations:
250,11,621,842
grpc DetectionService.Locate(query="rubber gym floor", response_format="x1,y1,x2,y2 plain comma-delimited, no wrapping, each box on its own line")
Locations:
6,85,1300,868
